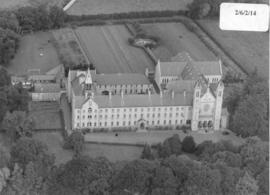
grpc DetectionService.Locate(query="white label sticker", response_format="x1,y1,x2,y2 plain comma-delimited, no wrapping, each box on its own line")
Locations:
220,3,269,32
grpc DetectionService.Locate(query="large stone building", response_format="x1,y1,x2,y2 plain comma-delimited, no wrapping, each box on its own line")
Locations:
67,52,227,131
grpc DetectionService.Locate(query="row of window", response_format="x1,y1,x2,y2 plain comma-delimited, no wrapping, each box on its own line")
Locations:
97,84,147,89
78,106,190,114
77,119,188,128
77,112,185,120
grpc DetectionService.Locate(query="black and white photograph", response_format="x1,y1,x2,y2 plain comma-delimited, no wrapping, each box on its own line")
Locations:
0,0,269,194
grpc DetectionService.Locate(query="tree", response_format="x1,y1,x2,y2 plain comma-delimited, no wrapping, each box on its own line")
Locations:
0,28,20,65
236,171,258,195
3,162,44,195
240,137,268,177
0,11,20,33
211,151,242,167
49,6,66,29
182,163,222,195
141,144,154,160
151,166,178,195
231,94,268,139
111,159,158,195
0,90,8,123
2,111,34,141
48,156,113,195
0,67,10,87
257,167,269,195
0,147,9,168
0,167,10,193
167,134,182,155
182,136,196,153
10,137,55,176
6,83,29,112
213,162,242,195
64,131,84,156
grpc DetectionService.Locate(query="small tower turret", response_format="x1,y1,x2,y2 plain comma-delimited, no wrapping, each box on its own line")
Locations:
213,81,224,130
191,80,201,131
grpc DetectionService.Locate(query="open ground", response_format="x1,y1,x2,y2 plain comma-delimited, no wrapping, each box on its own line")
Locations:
33,132,143,164
198,19,269,78
141,22,217,61
8,32,61,75
67,0,191,15
75,25,154,74
28,101,63,130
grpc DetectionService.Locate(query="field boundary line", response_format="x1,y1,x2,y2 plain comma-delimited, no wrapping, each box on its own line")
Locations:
191,19,248,77
71,28,91,65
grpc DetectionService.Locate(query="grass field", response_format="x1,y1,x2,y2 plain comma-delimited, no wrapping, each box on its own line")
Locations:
33,132,142,164
0,0,63,9
67,0,190,15
28,101,63,130
52,28,88,67
141,22,217,61
75,25,154,74
198,19,269,78
8,32,61,75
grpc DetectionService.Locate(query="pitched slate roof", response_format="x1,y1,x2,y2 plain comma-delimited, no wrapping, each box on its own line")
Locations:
166,80,196,93
160,52,222,78
92,92,193,108
28,75,56,81
34,83,60,93
92,73,151,85
159,61,187,77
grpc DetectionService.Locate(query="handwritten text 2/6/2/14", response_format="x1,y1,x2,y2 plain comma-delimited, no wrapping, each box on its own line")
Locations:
235,10,256,16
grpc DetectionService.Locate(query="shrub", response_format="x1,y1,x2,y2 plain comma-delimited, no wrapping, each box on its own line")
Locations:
141,144,155,160
182,136,196,153
64,131,84,156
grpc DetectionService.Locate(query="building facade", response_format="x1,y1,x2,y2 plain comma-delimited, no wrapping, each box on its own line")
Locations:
68,52,227,132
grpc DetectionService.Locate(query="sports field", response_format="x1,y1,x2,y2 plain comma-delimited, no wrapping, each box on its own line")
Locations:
75,25,154,74
67,0,190,15
198,19,269,78
141,22,217,61
8,32,61,75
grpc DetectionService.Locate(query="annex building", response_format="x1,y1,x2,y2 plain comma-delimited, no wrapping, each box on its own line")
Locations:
67,52,228,131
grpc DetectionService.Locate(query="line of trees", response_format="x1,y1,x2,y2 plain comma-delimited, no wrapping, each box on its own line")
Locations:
0,5,66,66
0,134,268,195
224,70,269,140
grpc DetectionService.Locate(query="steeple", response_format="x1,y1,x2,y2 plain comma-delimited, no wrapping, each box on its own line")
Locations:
85,68,92,85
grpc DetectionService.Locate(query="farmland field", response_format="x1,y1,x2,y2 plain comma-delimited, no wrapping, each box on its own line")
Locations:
52,28,88,68
8,32,61,75
75,25,154,74
198,19,269,78
0,0,63,9
141,22,217,61
67,0,191,15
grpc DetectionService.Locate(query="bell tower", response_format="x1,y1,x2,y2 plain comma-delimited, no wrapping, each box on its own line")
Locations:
84,68,93,98
213,81,224,130
191,81,201,131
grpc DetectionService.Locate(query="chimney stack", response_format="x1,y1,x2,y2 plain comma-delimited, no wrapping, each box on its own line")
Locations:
160,90,163,98
148,89,151,97
183,90,186,98
171,90,175,99
109,91,112,100
121,90,124,99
